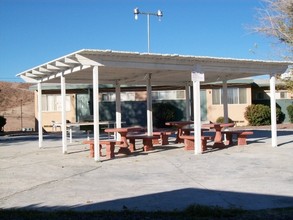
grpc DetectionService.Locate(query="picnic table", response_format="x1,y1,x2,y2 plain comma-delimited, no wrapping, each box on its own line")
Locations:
202,123,235,147
104,127,143,154
165,121,194,143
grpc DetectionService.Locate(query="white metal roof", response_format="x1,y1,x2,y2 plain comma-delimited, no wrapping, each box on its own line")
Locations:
17,49,292,85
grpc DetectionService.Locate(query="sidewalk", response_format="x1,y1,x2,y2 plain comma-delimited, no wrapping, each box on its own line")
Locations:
0,129,293,211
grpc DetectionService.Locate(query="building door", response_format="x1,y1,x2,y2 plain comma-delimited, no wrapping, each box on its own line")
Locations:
76,93,92,122
190,89,207,122
200,89,207,121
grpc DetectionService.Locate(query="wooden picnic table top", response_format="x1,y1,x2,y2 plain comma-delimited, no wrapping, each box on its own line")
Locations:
165,121,194,127
104,126,143,133
201,123,235,129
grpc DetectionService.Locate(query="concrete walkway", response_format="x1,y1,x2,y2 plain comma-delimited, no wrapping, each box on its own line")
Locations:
0,129,293,211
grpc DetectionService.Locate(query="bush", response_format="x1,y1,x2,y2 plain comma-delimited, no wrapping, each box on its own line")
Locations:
152,102,183,128
0,115,6,132
244,104,285,126
276,107,285,124
215,116,233,123
287,105,293,123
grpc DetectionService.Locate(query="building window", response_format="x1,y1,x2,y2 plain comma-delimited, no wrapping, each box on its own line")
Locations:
152,90,185,100
101,93,115,101
212,89,221,105
101,92,135,102
280,91,287,99
42,95,71,112
121,92,135,101
212,88,247,105
100,90,186,101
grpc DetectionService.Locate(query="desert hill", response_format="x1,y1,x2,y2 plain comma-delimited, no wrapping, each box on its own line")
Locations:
0,81,35,131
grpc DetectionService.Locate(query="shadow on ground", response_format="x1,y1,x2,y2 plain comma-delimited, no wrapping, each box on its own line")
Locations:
5,188,293,212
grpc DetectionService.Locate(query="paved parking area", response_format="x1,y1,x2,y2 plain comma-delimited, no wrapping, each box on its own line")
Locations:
0,129,293,211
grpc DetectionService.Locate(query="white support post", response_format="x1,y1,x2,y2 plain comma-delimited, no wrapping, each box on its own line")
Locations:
61,74,67,154
193,80,202,155
191,66,204,155
270,74,277,147
37,82,43,148
185,83,191,121
115,80,122,140
146,73,153,136
93,66,100,161
222,80,229,123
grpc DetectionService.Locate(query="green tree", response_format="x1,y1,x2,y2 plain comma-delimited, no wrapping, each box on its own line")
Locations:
244,104,285,126
152,102,183,128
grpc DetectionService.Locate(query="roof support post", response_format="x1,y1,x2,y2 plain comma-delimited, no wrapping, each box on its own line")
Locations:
115,80,122,140
191,66,204,155
222,80,229,123
185,83,191,121
93,66,100,161
193,80,202,154
61,73,67,154
146,73,153,136
270,73,277,147
37,82,43,148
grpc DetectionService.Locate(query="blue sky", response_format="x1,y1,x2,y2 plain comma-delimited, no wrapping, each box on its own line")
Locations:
0,0,280,82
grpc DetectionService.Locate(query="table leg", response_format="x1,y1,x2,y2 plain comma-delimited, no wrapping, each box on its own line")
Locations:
118,132,129,147
213,130,225,148
143,139,154,151
128,139,136,152
176,127,185,143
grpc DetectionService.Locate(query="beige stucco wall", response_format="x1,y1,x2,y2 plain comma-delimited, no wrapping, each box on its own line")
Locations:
34,92,76,132
205,87,252,126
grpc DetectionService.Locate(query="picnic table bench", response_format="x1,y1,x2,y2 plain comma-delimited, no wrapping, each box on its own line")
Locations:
221,130,253,146
83,139,123,159
179,135,213,151
126,135,160,152
152,129,175,145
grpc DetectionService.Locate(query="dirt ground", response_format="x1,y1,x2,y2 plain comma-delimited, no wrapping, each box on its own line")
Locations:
0,81,35,131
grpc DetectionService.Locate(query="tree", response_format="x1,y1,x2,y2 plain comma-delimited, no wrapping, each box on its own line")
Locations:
254,0,293,92
254,0,293,54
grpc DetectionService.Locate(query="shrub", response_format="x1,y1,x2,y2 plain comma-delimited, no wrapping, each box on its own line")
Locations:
244,104,285,126
276,107,285,124
152,102,183,128
0,115,6,132
215,116,233,123
287,105,293,123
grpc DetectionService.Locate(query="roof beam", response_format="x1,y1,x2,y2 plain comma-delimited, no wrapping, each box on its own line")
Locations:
55,61,72,68
63,57,80,64
31,69,47,75
38,65,91,83
75,54,104,66
46,64,66,72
